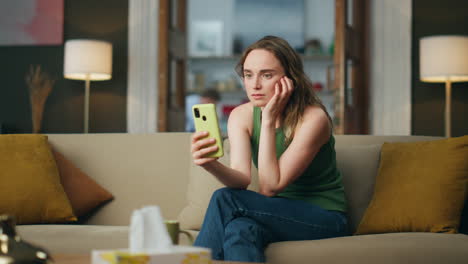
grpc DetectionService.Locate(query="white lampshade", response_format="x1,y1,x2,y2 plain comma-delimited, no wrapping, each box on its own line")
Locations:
64,39,113,81
420,35,468,83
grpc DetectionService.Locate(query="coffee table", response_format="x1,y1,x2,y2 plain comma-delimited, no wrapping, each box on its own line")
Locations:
52,254,262,264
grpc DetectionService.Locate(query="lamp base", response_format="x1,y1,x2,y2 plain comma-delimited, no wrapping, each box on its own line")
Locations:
84,77,90,133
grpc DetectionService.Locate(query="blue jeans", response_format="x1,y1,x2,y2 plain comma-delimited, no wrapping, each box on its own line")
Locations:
194,188,349,263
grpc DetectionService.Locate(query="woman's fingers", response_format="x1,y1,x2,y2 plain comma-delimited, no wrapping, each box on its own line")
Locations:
280,78,288,97
284,76,293,93
277,77,292,107
282,77,294,95
191,137,216,153
191,131,208,143
274,82,281,98
194,157,218,166
262,76,295,123
274,82,281,101
190,132,218,166
193,144,219,159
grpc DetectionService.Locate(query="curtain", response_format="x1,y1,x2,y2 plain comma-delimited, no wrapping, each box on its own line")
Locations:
127,0,159,133
369,0,412,135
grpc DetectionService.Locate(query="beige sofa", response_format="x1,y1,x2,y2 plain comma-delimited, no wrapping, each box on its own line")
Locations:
17,133,468,264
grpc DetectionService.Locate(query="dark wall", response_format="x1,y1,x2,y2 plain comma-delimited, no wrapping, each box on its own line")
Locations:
412,0,468,137
0,0,128,133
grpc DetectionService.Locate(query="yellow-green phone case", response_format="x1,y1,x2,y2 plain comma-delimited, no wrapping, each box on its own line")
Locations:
192,103,224,158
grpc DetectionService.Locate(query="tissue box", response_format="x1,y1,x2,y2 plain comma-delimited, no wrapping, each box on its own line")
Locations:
92,246,211,264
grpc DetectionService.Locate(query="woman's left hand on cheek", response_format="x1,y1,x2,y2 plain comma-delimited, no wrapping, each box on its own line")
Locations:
263,76,294,124
279,76,294,105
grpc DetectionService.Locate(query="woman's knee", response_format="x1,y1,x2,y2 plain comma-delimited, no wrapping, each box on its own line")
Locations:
210,187,238,203
208,188,255,216
225,217,261,241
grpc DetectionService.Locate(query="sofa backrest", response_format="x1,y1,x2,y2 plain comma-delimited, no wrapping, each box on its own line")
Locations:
47,133,193,226
47,133,441,231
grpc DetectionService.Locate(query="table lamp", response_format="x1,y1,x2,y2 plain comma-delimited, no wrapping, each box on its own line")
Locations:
420,35,468,137
64,39,112,133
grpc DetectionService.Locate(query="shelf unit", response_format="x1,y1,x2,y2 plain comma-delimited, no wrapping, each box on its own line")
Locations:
187,52,337,132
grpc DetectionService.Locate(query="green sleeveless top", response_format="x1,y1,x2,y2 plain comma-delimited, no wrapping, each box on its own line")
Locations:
251,107,347,212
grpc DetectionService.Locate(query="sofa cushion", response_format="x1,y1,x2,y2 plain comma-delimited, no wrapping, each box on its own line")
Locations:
179,139,259,230
0,134,76,224
265,232,468,264
356,136,468,235
335,144,382,233
17,225,128,254
51,148,114,219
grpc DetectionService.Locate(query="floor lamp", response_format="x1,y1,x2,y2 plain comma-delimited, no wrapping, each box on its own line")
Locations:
420,35,468,138
64,39,112,133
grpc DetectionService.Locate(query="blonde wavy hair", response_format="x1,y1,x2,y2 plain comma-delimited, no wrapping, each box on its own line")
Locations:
235,36,331,144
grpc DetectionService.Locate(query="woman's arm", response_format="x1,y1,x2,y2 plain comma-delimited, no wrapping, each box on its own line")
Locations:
191,104,252,189
258,105,331,196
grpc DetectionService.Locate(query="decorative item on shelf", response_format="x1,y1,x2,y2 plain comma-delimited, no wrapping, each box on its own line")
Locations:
215,80,227,92
232,35,243,55
25,65,55,134
312,82,324,93
222,105,237,118
187,72,195,92
0,215,50,264
193,72,205,92
190,20,223,57
64,39,112,133
305,39,323,55
329,37,335,55
225,77,237,92
220,105,238,135
420,35,468,138
326,64,335,91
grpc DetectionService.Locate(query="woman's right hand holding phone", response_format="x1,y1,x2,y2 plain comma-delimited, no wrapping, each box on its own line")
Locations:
191,131,219,167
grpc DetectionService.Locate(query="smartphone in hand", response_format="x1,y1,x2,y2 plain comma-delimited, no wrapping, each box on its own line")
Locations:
192,103,224,158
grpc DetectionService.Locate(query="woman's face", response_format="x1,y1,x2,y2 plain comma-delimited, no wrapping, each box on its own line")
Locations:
242,49,285,107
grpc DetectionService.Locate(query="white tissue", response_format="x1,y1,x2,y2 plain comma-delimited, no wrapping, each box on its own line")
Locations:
129,206,173,253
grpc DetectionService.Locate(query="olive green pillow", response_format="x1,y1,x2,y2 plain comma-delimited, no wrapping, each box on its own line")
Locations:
0,134,76,224
355,135,468,235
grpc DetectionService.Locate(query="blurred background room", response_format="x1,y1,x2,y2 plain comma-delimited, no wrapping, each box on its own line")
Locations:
0,0,467,137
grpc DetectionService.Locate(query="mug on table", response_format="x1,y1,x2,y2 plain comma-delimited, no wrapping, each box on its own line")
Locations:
164,220,193,245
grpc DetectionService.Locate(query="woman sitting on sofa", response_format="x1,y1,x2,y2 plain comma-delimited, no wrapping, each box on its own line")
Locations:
190,35,348,263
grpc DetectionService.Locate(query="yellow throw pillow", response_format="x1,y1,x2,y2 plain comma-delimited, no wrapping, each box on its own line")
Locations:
0,134,77,224
355,135,468,235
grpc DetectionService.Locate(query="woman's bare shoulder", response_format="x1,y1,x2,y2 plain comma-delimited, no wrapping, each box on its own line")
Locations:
297,105,331,139
228,102,254,133
231,102,253,116
303,105,329,121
